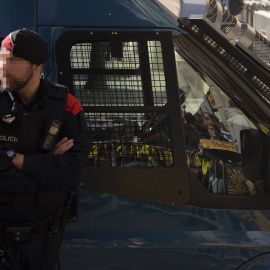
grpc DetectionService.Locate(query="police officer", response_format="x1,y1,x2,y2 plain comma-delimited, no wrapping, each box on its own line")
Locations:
0,28,91,269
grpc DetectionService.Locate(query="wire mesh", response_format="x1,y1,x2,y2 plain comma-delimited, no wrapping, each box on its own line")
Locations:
70,40,173,168
185,23,270,105
221,10,237,36
70,41,167,106
86,111,173,168
248,33,270,68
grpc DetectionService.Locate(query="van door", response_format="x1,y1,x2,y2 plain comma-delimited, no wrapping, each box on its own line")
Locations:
54,29,190,207
171,7,270,210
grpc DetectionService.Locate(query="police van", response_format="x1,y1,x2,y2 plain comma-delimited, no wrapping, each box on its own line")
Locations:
1,0,270,269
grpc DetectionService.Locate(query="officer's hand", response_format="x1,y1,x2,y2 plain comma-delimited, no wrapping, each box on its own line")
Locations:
12,153,24,171
53,137,74,155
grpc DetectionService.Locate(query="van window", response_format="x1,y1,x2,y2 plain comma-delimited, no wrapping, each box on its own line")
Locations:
70,40,172,168
175,51,264,196
56,30,189,207
70,41,166,106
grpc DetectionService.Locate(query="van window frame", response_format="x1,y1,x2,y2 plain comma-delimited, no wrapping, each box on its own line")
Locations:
55,30,190,208
175,19,270,209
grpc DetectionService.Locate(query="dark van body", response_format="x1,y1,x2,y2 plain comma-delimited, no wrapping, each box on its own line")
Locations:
1,0,270,269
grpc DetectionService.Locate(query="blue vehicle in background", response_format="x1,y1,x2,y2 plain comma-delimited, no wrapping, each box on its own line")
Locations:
1,0,270,269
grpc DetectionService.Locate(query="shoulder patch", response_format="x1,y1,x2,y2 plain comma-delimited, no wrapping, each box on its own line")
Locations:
65,93,83,116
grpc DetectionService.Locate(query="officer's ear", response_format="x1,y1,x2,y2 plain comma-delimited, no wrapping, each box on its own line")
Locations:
33,63,43,72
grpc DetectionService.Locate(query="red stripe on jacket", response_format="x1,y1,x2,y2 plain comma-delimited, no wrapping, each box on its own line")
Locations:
65,93,83,116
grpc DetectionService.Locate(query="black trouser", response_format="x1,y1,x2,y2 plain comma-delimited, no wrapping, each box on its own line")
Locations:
0,225,62,270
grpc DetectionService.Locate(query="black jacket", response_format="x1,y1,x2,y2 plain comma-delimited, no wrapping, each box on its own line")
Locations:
0,79,91,220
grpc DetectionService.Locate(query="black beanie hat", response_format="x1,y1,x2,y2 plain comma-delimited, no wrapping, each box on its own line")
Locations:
2,28,50,65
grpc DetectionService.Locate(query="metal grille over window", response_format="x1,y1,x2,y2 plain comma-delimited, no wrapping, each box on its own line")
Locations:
248,33,270,68
70,40,173,168
179,20,270,105
221,10,237,36
70,41,167,106
204,0,270,69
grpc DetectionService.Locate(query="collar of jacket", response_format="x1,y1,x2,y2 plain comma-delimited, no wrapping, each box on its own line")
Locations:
13,78,49,112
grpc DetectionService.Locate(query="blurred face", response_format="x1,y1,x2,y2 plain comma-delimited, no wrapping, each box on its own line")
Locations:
208,125,219,139
0,47,33,92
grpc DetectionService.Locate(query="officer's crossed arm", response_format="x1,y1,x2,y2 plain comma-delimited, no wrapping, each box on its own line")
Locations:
12,137,74,171
20,94,91,188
